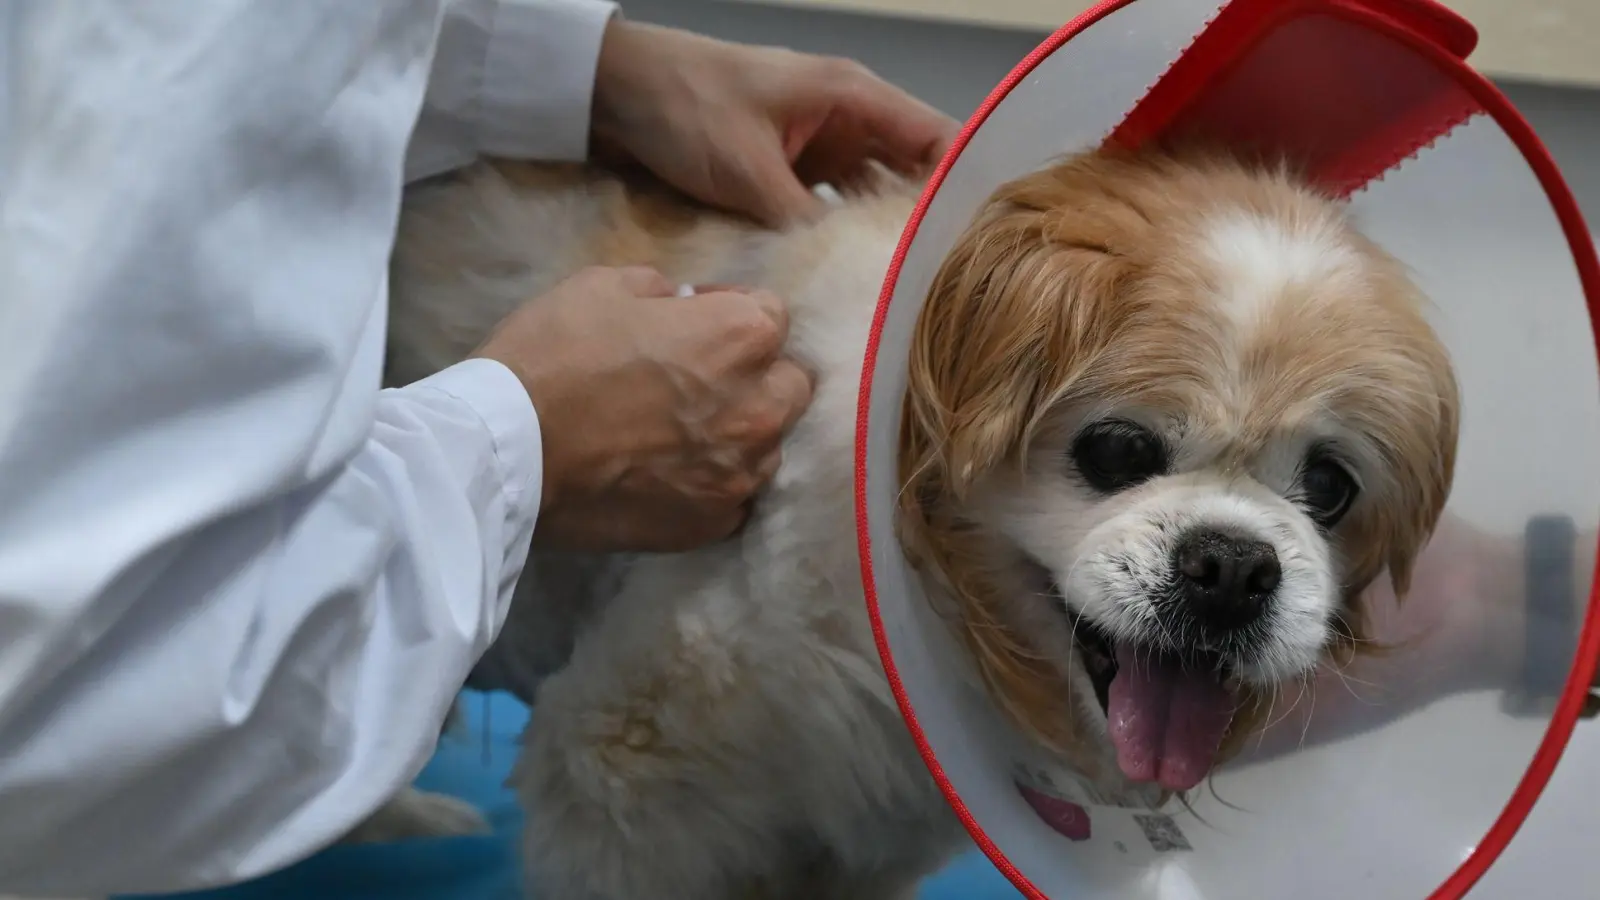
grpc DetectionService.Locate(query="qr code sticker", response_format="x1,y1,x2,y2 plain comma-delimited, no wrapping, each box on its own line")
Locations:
1133,813,1193,852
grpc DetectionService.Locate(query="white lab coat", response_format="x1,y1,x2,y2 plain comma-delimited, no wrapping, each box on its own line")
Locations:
0,0,613,893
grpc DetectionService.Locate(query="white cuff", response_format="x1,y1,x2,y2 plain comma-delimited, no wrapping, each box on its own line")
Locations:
408,358,543,524
480,0,618,162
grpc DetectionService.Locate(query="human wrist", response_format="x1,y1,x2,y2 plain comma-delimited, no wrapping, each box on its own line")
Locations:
464,341,568,520
589,20,712,162
1574,528,1597,612
1498,516,1596,714
514,360,573,520
589,17,644,158
1478,527,1531,684
404,358,545,524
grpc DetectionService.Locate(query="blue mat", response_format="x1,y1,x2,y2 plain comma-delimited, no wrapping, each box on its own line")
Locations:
123,691,1019,900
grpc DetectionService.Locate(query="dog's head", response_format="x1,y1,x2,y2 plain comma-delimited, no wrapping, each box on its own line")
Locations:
899,147,1459,793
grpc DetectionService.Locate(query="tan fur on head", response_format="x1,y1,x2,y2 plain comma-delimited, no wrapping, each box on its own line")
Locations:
899,145,1459,771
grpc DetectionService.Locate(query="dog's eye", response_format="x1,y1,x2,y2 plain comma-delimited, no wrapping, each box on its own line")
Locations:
1300,454,1358,527
1071,420,1168,492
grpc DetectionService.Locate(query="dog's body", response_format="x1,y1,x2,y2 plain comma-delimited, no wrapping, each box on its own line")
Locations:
385,163,962,898
374,151,1459,899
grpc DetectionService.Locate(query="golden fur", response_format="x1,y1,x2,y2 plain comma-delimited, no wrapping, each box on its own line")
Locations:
368,145,1460,898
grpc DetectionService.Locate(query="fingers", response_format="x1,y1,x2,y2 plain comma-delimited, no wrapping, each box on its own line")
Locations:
703,502,754,545
752,446,784,483
710,444,785,546
739,143,826,228
743,288,789,337
613,265,677,298
819,58,958,172
688,282,739,293
730,359,812,485
683,286,793,366
856,88,958,170
681,447,782,548
568,264,677,299
761,358,815,435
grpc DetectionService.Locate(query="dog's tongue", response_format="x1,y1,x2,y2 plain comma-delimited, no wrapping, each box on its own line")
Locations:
1107,645,1234,792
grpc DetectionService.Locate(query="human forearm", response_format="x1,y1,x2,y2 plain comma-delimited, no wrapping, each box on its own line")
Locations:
1244,513,1597,758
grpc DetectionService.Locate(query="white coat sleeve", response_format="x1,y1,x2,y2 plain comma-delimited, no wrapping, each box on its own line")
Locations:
0,1,541,894
406,0,620,182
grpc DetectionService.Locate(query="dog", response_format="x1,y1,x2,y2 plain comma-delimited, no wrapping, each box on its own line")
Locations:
367,145,1460,898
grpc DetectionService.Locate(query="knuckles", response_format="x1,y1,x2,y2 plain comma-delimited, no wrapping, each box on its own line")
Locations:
718,471,762,503
816,55,874,86
724,403,787,448
720,302,785,354
572,264,616,285
571,264,670,296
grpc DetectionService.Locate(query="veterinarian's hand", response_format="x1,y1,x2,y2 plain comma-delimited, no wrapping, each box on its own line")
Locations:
589,20,957,227
471,266,814,552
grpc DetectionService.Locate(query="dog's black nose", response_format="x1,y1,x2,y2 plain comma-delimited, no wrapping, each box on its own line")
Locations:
1173,529,1280,630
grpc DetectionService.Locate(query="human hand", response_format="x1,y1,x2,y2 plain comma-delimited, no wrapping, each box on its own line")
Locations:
1253,513,1594,755
1359,515,1597,703
470,266,814,552
1365,515,1523,690
1242,515,1518,754
589,20,958,227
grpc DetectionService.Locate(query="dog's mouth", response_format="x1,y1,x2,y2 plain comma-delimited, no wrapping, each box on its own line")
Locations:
1067,610,1239,794
1071,614,1120,713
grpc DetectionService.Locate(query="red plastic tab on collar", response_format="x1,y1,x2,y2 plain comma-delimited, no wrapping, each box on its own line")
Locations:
1106,0,1485,196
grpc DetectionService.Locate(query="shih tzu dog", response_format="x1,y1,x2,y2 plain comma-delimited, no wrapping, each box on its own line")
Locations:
365,145,1459,899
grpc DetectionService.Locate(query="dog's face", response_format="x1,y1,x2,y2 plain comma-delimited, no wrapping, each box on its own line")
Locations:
900,148,1459,793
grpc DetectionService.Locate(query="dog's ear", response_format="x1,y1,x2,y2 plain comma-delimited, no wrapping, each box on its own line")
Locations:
1351,266,1462,603
900,172,1135,503
894,164,1138,765
1329,271,1460,659
1376,353,1465,598
1383,351,1459,599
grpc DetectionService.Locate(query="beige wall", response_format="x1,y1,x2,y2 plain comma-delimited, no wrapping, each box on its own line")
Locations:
709,0,1600,87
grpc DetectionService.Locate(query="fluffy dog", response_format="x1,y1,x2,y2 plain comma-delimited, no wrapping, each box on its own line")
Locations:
371,145,1459,898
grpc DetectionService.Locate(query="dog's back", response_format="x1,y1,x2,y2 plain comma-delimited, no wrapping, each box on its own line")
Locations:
389,161,915,388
